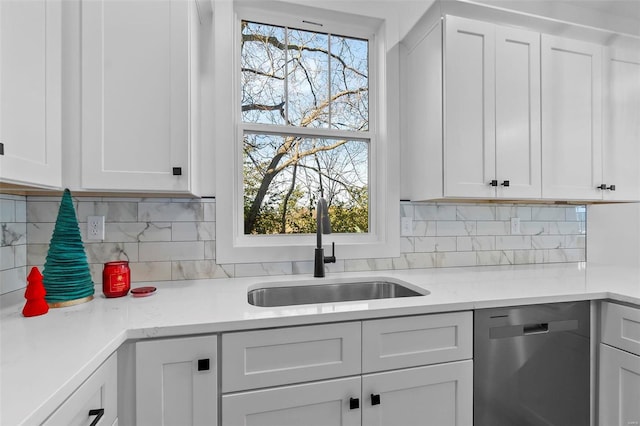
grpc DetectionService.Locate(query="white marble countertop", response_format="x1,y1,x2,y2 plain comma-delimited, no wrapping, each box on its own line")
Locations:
2,262,639,425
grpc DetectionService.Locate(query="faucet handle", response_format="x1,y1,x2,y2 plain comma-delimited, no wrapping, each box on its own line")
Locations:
325,242,336,264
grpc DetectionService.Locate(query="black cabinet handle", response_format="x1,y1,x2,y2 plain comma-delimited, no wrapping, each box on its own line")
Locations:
501,180,510,187
607,184,616,191
371,393,381,406
197,358,210,371
172,167,182,176
489,180,498,187
0,142,4,155
349,397,360,410
597,184,607,190
88,408,104,426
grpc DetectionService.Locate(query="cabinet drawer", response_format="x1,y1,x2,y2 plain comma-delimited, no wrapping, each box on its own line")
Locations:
43,352,117,426
601,301,640,356
222,322,361,392
362,311,472,372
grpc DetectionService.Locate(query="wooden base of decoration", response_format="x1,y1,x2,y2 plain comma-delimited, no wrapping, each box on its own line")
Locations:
47,295,94,308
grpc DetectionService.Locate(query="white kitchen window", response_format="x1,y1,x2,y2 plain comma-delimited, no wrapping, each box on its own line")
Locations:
214,2,399,264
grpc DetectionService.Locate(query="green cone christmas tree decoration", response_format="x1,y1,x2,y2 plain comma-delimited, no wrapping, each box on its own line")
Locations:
43,189,94,307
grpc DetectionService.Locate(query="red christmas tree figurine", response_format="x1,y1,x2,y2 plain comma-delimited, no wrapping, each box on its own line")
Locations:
23,267,49,317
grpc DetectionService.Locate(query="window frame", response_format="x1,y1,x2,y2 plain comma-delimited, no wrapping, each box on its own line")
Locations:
214,1,399,264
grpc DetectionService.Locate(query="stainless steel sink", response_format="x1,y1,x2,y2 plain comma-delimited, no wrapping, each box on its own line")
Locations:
247,278,429,307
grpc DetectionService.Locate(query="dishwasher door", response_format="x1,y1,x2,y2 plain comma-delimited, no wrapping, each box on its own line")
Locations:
474,302,590,426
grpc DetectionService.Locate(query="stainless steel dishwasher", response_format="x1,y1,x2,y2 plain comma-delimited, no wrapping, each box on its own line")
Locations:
474,301,590,426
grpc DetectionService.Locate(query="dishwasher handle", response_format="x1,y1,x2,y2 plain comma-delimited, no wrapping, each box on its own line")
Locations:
523,323,548,335
489,319,579,339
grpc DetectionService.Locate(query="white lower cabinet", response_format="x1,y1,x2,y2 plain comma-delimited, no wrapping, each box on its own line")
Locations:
599,302,640,426
221,312,473,426
222,361,472,426
135,335,218,426
362,361,473,426
43,352,118,426
222,377,361,426
599,344,640,426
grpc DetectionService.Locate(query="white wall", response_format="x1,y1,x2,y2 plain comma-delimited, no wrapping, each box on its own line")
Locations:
587,203,640,266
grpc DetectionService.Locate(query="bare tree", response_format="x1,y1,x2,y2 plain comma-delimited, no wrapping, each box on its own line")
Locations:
241,21,369,234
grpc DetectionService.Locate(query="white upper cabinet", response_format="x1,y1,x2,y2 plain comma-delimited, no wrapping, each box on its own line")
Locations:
404,15,541,200
444,16,541,199
82,0,200,193
541,35,603,200
494,26,541,199
444,16,496,198
602,47,640,201
0,0,62,189
403,8,640,203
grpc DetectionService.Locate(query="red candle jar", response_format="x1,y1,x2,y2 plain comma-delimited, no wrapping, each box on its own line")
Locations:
102,261,131,298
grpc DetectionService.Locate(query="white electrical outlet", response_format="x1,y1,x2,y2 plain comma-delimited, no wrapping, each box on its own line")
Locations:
510,217,521,234
401,217,413,236
87,216,105,240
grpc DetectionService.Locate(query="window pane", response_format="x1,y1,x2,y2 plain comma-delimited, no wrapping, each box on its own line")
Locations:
243,133,369,235
241,21,368,132
287,28,329,128
241,22,286,125
330,35,369,131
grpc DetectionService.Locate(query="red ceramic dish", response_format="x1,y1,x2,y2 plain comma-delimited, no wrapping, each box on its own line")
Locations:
131,286,157,297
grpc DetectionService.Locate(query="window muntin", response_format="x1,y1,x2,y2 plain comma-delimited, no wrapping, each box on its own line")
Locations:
240,20,370,235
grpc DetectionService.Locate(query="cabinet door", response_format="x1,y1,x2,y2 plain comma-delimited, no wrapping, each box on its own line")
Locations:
541,35,602,200
136,335,217,426
222,377,361,426
0,0,61,188
602,47,640,201
599,343,640,426
43,353,117,426
495,26,541,199
362,360,473,426
82,0,191,192
444,16,496,198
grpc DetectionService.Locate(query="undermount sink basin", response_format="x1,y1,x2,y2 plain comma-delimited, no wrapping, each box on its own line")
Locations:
247,278,429,307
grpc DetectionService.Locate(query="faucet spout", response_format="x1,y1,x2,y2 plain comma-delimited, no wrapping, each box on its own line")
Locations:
314,195,336,277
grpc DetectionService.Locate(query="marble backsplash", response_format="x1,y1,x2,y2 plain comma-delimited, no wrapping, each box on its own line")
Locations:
0,194,27,294
0,194,586,294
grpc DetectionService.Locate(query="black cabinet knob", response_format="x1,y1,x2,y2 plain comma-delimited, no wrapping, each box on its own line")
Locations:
501,180,510,187
88,408,105,426
607,184,616,191
172,167,182,176
197,358,210,371
371,393,381,406
349,397,360,410
597,184,607,190
489,180,498,187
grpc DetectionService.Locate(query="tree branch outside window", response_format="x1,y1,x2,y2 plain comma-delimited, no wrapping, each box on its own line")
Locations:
241,21,369,235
